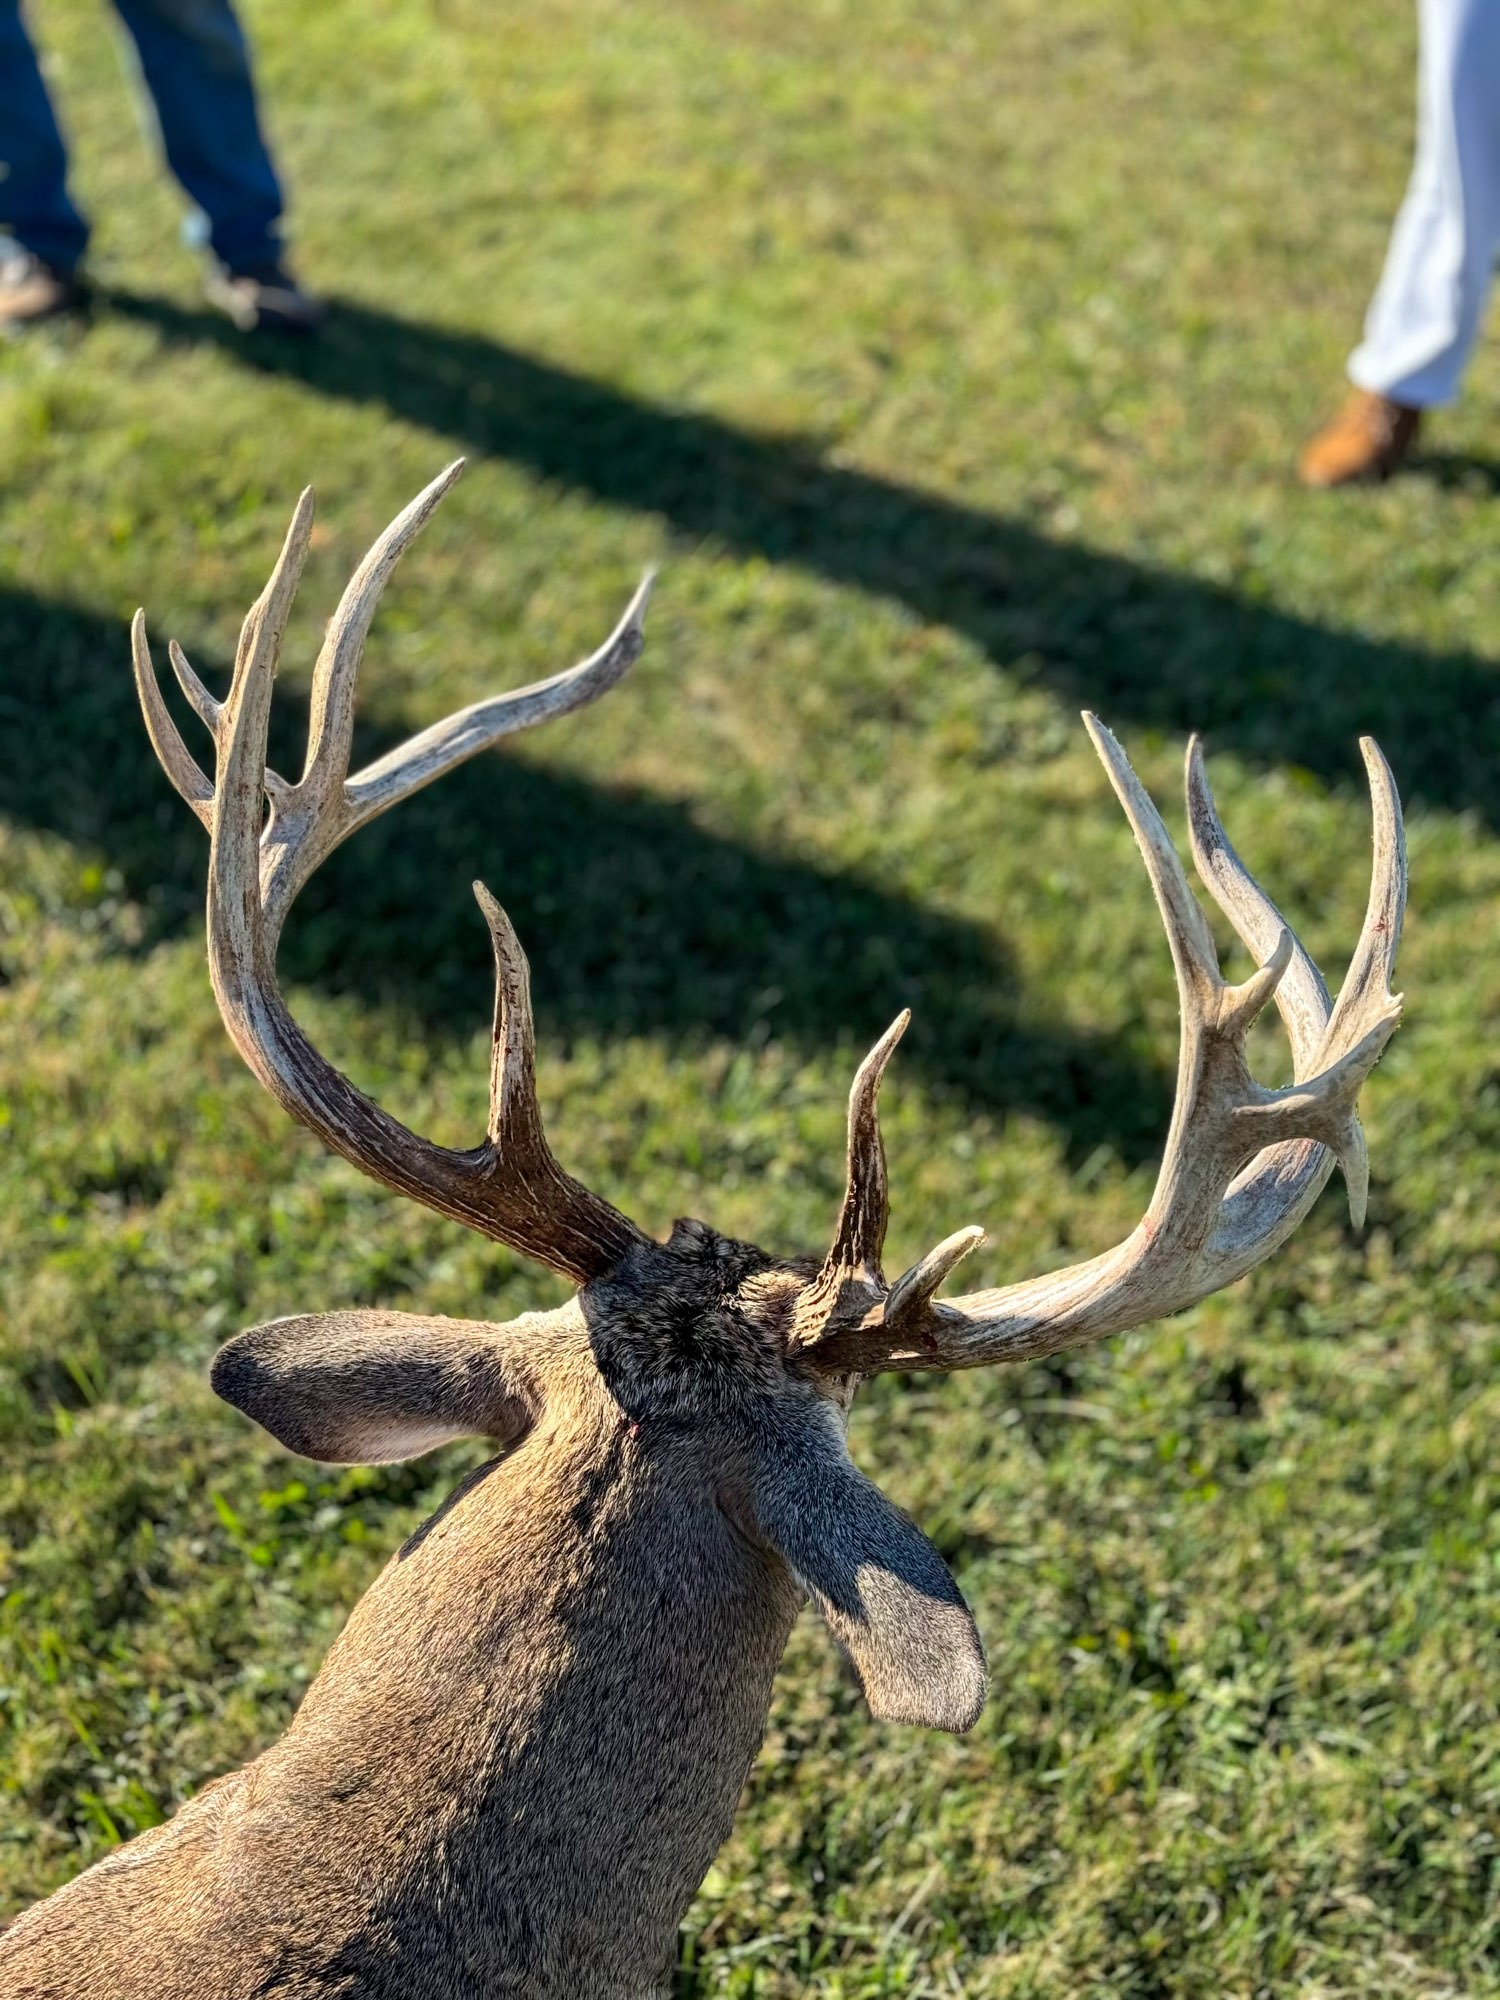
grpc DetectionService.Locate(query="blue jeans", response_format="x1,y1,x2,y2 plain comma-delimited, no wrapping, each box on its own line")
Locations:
0,0,283,273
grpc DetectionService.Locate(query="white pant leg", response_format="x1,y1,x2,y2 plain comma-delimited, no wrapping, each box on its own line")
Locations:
1349,0,1500,406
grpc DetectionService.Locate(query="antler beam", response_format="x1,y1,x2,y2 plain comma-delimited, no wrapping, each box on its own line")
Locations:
803,718,1405,1374
133,465,652,1285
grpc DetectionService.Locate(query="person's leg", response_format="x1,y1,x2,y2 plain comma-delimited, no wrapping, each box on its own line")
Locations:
110,0,283,272
0,0,89,271
1348,0,1500,407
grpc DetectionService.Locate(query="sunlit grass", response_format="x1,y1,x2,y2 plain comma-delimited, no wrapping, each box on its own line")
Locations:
2,0,1499,1992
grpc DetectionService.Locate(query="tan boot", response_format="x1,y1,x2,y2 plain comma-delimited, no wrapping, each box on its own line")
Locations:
1299,389,1421,487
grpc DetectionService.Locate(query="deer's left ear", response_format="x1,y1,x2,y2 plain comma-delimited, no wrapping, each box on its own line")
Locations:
744,1399,987,1734
211,1311,540,1463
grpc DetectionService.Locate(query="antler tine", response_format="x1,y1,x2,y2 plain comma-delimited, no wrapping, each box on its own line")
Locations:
475,882,550,1158
1323,738,1406,1054
470,883,644,1275
132,611,214,829
1084,713,1222,1001
138,471,654,1288
167,638,224,738
1186,736,1331,1073
209,489,318,1057
133,492,316,841
300,459,466,809
1197,735,1405,1247
883,1225,986,1334
259,532,653,941
805,721,1405,1378
792,1013,910,1345
344,568,656,826
833,1011,909,1280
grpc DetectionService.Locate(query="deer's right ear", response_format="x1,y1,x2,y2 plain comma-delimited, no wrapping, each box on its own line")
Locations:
745,1400,987,1734
210,1311,540,1464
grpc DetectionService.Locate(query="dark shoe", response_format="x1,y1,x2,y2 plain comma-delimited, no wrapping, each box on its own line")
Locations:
1299,390,1421,487
205,260,324,335
0,249,81,330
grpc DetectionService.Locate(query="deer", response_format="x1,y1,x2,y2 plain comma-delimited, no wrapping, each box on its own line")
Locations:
0,463,1406,2000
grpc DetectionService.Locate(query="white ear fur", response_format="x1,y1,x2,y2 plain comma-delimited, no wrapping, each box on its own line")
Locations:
211,1311,539,1464
745,1399,987,1734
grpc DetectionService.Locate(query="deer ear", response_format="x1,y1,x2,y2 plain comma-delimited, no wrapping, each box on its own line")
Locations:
211,1311,539,1464
746,1401,987,1734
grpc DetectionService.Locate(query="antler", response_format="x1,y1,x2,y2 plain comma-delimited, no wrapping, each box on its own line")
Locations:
133,463,653,1285
802,716,1405,1373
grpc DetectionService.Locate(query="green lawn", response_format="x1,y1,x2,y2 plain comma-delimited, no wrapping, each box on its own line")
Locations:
3,0,1499,1991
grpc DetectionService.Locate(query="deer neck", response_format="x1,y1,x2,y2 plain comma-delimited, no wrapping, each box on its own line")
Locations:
201,1398,801,1996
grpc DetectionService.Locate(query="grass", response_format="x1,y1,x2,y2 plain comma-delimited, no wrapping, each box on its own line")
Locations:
2,0,1499,1990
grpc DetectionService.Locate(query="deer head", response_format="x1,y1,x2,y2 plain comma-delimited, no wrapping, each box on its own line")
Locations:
3,466,1405,2000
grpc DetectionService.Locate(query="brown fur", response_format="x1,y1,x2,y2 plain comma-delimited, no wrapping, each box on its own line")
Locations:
1,1227,979,1999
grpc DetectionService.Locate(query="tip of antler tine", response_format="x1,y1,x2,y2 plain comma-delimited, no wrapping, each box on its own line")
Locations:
1184,731,1231,875
472,878,520,954
359,460,464,569
473,880,543,1149
167,636,223,737
1080,710,1131,763
857,1010,910,1088
884,1224,985,1328
1218,926,1293,1037
244,484,316,639
1358,732,1406,956
1080,711,1137,793
842,1008,909,1172
812,1010,912,1297
286,483,317,550
131,607,215,826
1080,711,1224,988
619,567,657,638
1336,1114,1371,1231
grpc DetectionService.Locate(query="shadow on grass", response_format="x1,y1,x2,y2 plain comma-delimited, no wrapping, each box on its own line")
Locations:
1407,449,1500,498
107,289,1500,825
0,585,1170,1166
